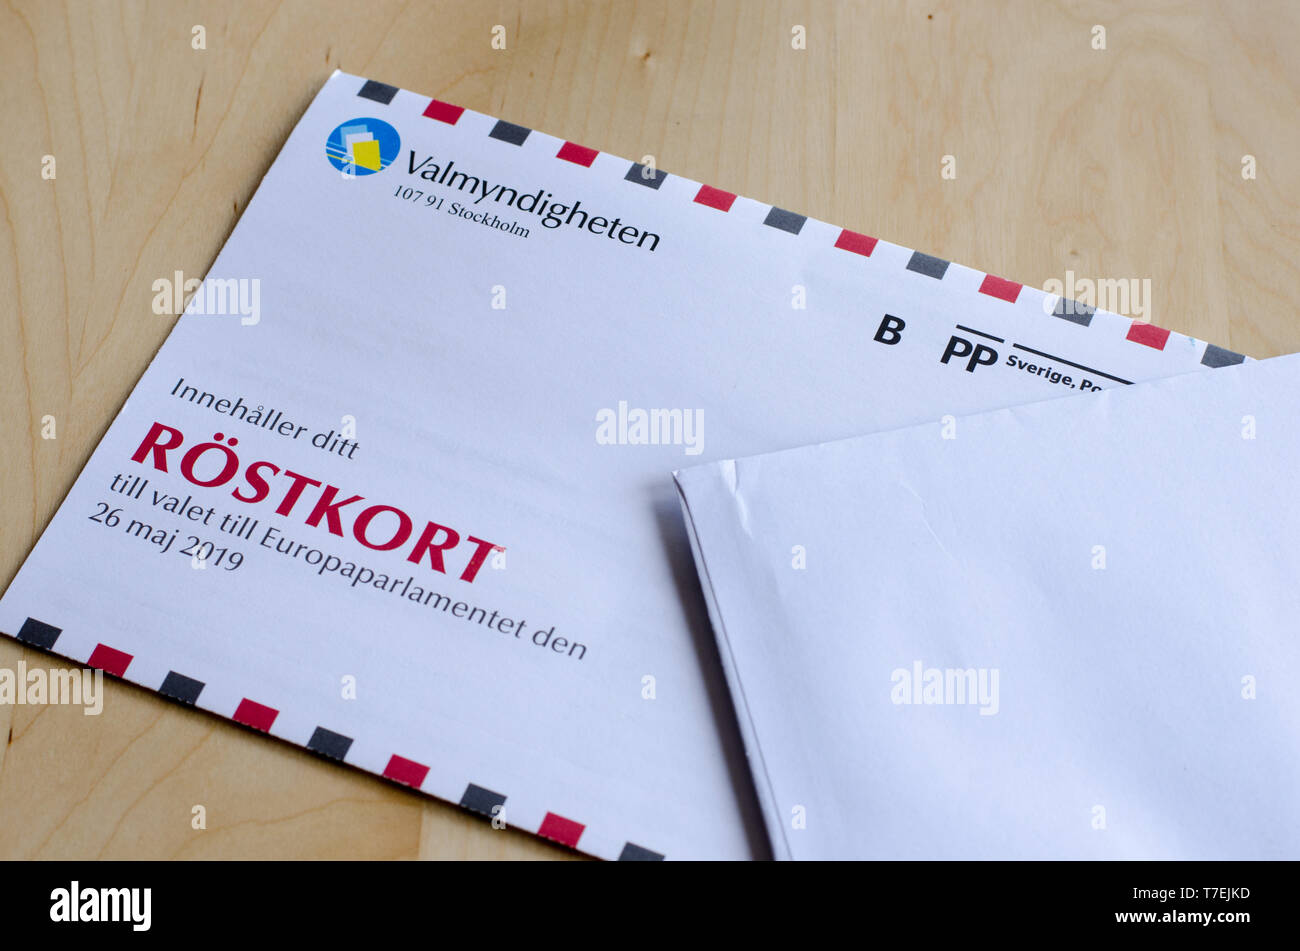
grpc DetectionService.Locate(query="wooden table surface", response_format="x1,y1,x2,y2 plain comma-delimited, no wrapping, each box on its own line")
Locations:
2,0,1297,860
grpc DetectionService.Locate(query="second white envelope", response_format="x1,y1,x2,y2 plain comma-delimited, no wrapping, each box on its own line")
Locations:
676,353,1300,859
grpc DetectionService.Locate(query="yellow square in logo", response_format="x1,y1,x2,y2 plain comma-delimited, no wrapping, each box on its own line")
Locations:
351,139,382,171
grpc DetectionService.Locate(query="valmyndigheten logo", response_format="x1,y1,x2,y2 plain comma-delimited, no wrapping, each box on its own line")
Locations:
326,117,400,176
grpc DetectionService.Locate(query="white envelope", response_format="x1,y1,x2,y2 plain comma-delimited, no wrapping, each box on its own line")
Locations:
0,70,1244,859
675,352,1300,859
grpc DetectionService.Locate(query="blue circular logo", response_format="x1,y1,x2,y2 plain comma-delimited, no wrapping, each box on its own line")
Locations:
325,117,401,176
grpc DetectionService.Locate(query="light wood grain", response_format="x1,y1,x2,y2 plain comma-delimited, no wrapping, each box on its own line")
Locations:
2,0,1298,859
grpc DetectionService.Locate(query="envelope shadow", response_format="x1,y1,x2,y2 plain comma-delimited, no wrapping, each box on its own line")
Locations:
652,491,774,861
